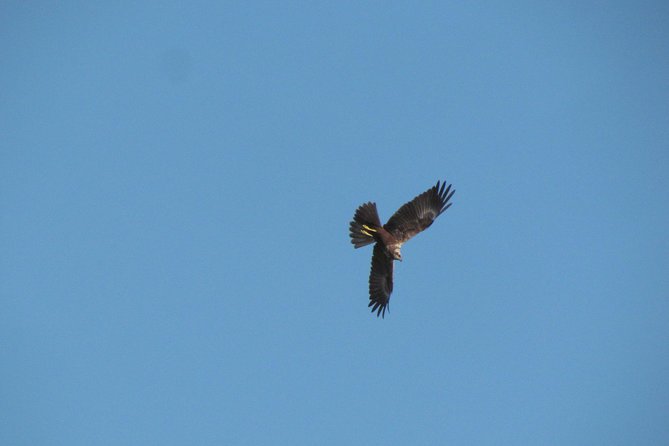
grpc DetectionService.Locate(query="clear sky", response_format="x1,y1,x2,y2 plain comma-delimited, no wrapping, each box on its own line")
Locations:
2,2,668,445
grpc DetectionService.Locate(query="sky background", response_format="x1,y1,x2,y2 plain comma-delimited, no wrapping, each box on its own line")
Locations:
2,2,668,445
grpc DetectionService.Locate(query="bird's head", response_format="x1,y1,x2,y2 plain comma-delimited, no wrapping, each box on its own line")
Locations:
392,248,402,261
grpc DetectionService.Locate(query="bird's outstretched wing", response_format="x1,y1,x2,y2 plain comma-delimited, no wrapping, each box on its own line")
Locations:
368,243,393,318
384,181,455,244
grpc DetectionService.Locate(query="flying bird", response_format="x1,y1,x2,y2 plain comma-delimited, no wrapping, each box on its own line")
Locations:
349,181,455,317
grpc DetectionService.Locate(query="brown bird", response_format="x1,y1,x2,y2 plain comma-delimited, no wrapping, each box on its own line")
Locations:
349,181,455,317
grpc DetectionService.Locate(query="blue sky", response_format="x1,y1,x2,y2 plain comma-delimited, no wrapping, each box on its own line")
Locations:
2,2,668,444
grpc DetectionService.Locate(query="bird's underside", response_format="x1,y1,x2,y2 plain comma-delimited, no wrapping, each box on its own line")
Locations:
349,180,455,317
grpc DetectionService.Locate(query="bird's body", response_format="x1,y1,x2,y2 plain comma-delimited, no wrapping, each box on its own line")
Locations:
349,181,455,317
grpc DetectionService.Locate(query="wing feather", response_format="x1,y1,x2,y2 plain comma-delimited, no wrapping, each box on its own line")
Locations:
368,243,393,318
384,180,455,243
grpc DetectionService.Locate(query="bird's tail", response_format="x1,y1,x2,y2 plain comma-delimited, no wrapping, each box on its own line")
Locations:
349,202,382,248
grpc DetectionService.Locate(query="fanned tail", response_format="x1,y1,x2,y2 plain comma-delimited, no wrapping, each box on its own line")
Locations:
349,202,382,248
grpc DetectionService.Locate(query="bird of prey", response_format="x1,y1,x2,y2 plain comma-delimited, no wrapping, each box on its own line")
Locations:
349,180,455,317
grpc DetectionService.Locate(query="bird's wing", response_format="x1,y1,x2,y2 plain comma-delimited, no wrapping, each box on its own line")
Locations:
368,243,394,318
384,181,455,244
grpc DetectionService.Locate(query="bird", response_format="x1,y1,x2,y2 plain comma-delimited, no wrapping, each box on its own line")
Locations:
349,180,455,317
